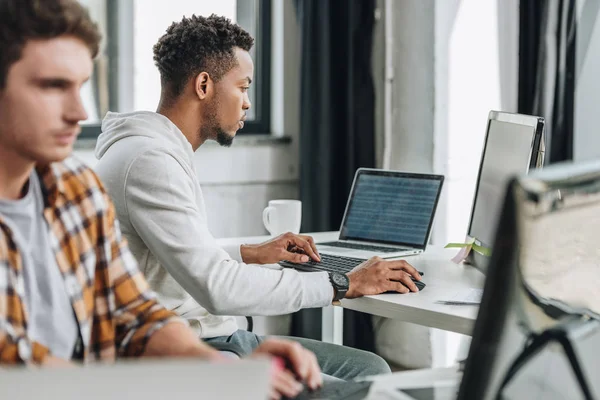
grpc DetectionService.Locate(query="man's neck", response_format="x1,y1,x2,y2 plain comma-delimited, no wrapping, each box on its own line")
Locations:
157,102,207,151
0,148,34,200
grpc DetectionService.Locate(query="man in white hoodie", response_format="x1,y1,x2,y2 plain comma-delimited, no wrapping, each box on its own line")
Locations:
95,14,423,381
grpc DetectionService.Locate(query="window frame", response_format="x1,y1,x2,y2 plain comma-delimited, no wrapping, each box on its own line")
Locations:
79,0,271,139
236,0,272,134
79,0,120,139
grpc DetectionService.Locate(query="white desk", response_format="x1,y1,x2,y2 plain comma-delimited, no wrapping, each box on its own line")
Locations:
217,231,485,344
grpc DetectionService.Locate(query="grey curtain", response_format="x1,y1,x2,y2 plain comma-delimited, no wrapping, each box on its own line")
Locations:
518,0,576,163
290,0,377,351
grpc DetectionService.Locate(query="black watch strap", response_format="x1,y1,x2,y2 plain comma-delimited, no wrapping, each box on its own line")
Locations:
329,272,349,301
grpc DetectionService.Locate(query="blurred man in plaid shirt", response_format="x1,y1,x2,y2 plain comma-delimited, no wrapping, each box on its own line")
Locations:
0,1,321,398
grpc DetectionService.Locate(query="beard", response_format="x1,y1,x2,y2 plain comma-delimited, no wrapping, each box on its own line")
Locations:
200,100,235,147
216,129,234,147
199,122,234,147
199,124,234,147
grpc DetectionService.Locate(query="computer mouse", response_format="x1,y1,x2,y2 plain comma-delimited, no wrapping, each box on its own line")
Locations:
386,277,426,293
412,277,426,291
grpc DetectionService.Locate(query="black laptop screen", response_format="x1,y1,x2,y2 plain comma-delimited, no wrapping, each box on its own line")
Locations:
340,171,443,248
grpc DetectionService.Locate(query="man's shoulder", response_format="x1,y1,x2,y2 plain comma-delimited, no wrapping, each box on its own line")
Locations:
97,136,187,174
41,157,110,214
50,156,94,174
127,147,194,182
49,157,105,192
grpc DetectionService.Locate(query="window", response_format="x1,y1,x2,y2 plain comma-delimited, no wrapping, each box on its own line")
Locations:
79,0,271,139
78,0,111,138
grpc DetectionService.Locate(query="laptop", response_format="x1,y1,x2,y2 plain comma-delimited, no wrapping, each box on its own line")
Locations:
316,168,444,259
1,359,270,399
280,169,443,275
293,376,458,400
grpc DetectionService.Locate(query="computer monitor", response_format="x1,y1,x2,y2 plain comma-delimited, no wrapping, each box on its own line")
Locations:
466,111,545,272
458,160,600,400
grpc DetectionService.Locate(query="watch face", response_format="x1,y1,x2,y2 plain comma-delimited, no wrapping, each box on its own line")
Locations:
332,273,349,287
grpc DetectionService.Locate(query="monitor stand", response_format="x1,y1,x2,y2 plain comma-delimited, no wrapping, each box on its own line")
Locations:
495,316,599,400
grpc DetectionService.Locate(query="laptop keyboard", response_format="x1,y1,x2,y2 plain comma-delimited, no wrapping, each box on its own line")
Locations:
287,380,372,400
280,253,364,274
318,241,409,253
280,254,427,291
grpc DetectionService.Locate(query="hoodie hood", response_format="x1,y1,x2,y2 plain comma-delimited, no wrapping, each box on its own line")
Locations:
95,111,194,162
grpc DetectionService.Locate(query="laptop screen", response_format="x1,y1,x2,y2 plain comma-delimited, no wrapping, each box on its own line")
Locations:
339,170,444,248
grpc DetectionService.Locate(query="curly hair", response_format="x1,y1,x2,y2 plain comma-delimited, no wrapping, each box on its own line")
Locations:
153,14,254,102
0,0,101,89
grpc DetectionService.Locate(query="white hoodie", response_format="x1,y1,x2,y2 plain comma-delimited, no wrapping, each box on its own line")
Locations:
94,111,333,338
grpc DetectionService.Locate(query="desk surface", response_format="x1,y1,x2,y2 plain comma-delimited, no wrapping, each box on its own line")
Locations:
217,231,485,336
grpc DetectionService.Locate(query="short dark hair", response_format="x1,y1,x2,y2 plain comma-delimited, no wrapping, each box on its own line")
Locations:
0,0,101,89
153,14,254,102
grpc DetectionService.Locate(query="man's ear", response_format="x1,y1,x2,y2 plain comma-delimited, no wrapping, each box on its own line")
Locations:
194,72,212,100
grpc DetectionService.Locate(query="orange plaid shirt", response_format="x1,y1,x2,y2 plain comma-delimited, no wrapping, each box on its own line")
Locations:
0,158,181,364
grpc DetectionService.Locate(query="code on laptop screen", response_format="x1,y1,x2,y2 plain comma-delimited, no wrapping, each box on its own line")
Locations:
340,173,442,246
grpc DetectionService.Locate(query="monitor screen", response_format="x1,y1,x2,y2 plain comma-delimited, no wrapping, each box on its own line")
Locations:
340,171,444,248
468,114,543,271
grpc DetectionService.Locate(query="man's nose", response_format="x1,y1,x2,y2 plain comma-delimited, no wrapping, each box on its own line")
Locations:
65,91,88,123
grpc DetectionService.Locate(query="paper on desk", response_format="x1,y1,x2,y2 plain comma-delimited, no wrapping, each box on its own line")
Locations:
450,244,471,263
436,288,483,305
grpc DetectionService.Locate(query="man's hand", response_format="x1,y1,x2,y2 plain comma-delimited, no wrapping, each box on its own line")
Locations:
251,338,322,400
240,232,321,265
345,257,422,298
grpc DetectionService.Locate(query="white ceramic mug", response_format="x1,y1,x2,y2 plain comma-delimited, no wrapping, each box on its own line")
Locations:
262,200,302,236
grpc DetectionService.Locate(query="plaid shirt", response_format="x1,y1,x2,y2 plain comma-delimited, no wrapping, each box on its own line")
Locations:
0,158,180,364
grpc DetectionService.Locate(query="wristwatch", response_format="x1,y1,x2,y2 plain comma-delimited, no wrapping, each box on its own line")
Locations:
329,272,350,302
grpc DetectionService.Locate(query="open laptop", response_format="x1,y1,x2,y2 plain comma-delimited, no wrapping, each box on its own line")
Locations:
280,169,443,277
317,168,444,259
1,359,270,399
293,378,459,400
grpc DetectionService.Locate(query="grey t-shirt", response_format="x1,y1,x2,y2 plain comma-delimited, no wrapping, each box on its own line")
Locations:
0,172,78,360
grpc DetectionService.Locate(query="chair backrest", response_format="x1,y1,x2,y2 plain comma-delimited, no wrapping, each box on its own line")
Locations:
458,160,600,400
466,111,545,272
